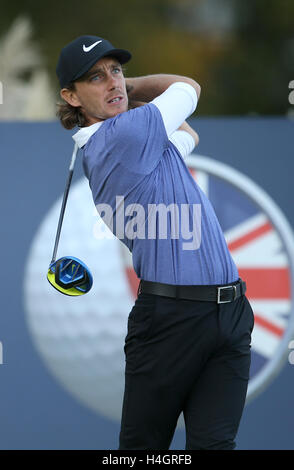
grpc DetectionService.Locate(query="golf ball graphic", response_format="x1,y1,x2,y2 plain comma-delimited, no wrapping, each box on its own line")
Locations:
24,176,135,422
24,152,294,430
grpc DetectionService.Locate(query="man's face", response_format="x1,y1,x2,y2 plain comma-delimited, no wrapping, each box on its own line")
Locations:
61,56,128,125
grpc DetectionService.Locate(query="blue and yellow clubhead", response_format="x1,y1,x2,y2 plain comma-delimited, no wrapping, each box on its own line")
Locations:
47,256,93,296
47,144,93,296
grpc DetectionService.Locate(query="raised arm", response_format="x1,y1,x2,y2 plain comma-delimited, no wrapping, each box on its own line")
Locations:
125,84,200,159
126,74,201,140
125,74,201,103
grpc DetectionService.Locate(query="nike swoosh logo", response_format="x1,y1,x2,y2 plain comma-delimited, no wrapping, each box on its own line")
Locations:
83,40,102,52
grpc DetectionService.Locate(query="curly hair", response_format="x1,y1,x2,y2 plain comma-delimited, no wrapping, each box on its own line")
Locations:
56,82,88,130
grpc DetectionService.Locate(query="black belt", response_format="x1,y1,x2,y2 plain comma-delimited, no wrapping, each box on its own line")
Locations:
139,278,246,304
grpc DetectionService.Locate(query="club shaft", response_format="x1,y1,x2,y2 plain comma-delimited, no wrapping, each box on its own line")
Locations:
50,143,79,264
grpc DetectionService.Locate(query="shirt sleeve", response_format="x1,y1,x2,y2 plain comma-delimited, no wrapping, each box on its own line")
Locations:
169,130,195,159
151,82,198,137
105,103,169,174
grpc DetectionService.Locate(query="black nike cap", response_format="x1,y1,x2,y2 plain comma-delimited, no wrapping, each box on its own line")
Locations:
56,35,132,89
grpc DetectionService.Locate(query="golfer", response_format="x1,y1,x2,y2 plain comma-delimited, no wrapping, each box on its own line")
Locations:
56,35,254,450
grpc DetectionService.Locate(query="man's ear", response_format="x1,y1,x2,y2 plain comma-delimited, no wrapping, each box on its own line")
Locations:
60,88,81,108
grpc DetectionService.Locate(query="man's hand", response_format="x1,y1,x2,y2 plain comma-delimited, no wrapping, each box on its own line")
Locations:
126,84,147,109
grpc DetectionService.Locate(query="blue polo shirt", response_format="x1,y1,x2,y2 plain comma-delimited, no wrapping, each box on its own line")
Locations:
73,86,239,285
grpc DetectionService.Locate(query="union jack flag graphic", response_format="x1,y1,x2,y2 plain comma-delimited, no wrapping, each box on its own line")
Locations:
123,155,294,402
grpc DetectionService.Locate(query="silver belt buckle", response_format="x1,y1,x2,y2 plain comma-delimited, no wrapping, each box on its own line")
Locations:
217,285,237,304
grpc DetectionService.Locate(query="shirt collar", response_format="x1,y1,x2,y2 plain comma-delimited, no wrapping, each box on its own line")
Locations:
72,121,103,148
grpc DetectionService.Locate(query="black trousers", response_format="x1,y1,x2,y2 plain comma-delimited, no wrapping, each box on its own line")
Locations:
119,290,254,450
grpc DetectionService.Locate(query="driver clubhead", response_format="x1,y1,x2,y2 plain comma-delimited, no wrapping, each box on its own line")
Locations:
47,256,93,296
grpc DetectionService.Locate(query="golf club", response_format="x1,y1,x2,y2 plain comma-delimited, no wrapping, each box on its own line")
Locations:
47,142,93,296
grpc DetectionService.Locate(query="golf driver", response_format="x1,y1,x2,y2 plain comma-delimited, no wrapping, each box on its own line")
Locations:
47,142,93,296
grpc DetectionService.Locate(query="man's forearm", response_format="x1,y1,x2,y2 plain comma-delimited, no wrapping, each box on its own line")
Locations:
126,74,201,103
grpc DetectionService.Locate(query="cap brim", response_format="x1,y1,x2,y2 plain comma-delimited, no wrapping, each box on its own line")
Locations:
72,48,132,83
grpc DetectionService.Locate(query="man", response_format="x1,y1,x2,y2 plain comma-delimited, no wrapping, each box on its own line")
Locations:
56,35,254,450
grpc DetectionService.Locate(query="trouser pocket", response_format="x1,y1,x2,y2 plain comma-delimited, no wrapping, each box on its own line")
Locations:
124,293,157,372
128,292,157,340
